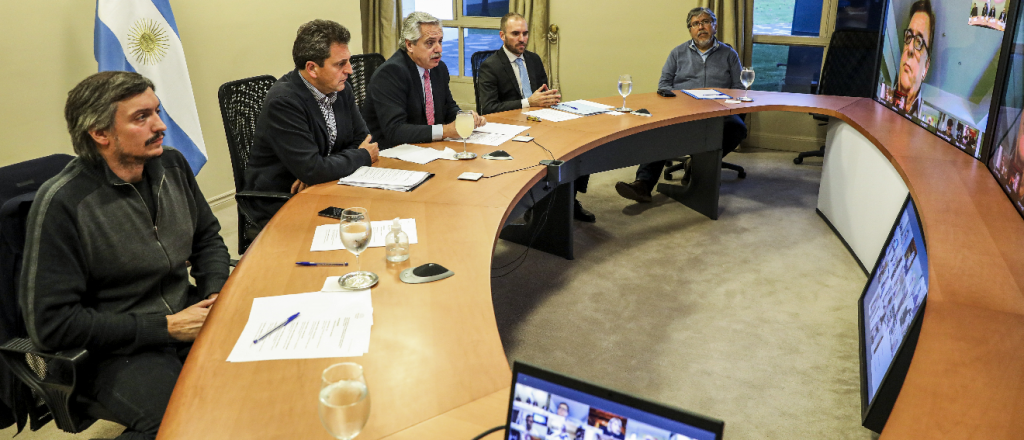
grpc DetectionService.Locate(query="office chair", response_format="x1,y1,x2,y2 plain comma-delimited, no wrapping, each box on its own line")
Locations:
349,53,386,115
470,49,499,114
0,154,118,435
794,28,880,164
218,75,290,255
663,115,748,181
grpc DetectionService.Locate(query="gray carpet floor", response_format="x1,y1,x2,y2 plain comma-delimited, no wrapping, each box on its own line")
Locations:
4,149,876,440
491,149,876,439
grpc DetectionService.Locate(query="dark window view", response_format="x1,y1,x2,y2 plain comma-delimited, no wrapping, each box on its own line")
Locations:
463,0,509,17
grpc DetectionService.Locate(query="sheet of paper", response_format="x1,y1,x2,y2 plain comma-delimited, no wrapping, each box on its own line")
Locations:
311,219,419,252
683,89,732,100
226,291,373,362
379,144,446,165
444,122,530,146
571,100,615,109
337,166,432,191
553,100,612,115
523,108,582,122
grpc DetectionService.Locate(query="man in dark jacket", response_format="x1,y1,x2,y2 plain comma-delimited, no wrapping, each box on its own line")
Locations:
476,12,595,222
246,19,380,226
615,7,748,203
363,11,486,150
20,71,230,440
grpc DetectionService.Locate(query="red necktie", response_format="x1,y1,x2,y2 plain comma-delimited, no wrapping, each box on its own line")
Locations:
423,69,435,125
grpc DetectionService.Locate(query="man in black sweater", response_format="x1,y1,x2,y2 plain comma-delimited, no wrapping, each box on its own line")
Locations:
20,71,230,440
246,19,380,226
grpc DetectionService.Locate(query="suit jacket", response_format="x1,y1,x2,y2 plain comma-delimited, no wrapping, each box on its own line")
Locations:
363,49,460,149
477,49,549,116
245,69,372,225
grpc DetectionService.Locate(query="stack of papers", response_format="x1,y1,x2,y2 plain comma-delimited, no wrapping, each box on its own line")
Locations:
523,108,582,122
226,279,373,362
338,166,432,192
444,122,530,146
311,219,419,252
552,100,613,115
683,89,733,100
379,144,458,164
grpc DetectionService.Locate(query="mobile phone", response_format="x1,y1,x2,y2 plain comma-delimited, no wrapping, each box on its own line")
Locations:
318,206,346,219
657,89,676,97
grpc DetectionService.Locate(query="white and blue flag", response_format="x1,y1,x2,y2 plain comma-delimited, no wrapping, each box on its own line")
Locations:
95,0,207,174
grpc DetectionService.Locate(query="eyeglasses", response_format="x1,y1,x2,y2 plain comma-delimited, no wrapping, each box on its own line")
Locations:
903,29,930,56
689,19,714,29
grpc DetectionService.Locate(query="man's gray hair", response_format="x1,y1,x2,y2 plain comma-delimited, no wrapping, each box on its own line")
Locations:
64,71,155,163
400,11,441,50
686,7,717,26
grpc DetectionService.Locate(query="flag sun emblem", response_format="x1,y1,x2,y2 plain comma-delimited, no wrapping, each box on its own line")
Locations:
127,18,170,65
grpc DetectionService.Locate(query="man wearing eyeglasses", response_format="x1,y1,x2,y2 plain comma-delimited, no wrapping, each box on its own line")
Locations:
615,7,746,203
895,0,935,118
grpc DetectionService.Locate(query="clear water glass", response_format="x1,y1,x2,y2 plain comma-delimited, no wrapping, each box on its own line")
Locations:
616,74,632,112
319,363,370,439
338,207,377,289
740,67,755,101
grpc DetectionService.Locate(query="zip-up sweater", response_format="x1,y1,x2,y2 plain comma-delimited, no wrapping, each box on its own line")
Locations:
19,147,229,355
659,38,743,91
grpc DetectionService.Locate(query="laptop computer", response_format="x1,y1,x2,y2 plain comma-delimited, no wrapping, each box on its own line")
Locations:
505,362,724,440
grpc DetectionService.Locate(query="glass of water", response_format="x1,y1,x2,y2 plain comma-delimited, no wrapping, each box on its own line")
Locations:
319,362,371,440
454,110,476,160
338,207,378,290
740,67,755,102
616,74,632,112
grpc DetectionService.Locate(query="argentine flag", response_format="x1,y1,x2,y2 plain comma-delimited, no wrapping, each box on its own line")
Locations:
95,0,207,174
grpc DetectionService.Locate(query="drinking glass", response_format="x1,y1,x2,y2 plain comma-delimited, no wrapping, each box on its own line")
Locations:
616,74,633,112
319,363,371,440
454,110,477,160
338,207,378,289
740,67,755,102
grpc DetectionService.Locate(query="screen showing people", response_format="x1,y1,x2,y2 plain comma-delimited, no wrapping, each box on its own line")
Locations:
508,376,717,440
987,2,1024,217
875,0,1013,158
861,198,929,404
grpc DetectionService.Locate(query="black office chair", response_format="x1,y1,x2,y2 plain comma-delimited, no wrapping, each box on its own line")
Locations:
349,53,386,115
0,154,118,435
470,49,499,114
663,115,748,181
794,28,880,164
218,75,291,255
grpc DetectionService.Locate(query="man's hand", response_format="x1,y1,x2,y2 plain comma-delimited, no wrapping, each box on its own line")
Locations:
167,297,217,342
473,111,487,129
290,179,309,194
358,134,379,164
528,85,561,108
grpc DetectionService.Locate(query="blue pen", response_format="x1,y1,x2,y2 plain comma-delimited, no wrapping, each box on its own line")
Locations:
253,312,300,344
296,261,349,266
564,105,579,110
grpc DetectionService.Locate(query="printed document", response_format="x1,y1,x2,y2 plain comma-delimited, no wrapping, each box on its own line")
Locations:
311,219,419,252
337,166,432,191
379,144,458,164
444,122,530,146
226,289,373,362
682,89,733,100
523,108,582,122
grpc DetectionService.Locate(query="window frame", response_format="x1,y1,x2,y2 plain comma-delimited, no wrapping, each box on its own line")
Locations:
401,0,505,83
751,0,840,75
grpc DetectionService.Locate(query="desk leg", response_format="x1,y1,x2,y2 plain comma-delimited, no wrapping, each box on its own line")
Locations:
499,181,574,260
656,149,722,220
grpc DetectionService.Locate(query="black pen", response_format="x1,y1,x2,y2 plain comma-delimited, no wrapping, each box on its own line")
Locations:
296,261,349,266
253,312,300,344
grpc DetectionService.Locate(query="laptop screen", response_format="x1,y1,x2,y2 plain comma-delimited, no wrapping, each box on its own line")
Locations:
506,363,723,440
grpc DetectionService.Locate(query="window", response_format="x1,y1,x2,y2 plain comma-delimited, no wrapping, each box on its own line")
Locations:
402,0,508,80
750,0,882,93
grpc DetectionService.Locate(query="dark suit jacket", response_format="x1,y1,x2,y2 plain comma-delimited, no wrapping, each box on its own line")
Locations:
245,69,372,225
477,49,549,116
363,49,460,149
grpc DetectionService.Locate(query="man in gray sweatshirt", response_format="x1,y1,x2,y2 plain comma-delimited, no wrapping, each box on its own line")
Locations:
20,71,229,440
615,7,748,203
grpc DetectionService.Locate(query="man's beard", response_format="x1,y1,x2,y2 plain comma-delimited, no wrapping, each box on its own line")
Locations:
505,41,525,55
113,132,163,168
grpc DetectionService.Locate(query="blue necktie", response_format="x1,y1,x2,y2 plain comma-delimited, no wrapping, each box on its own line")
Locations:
515,58,532,98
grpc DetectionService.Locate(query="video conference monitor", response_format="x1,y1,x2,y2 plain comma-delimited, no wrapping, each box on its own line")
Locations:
874,0,1016,159
857,195,930,433
506,362,723,440
987,1,1024,217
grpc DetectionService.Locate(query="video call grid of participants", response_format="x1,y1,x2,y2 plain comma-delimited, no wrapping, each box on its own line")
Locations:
863,208,928,399
507,384,702,440
990,109,1024,213
875,0,1009,159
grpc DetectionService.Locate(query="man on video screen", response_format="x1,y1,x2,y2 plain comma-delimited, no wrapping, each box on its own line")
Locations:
895,0,935,118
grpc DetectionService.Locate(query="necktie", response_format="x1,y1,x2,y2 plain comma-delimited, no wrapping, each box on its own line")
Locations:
423,69,435,125
515,58,532,99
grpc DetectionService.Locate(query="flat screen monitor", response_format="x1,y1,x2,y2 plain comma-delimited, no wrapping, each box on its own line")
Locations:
858,195,930,432
874,0,1015,158
987,2,1024,217
506,362,723,440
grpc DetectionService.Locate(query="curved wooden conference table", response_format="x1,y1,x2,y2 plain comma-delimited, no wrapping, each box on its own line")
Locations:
160,90,1024,439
